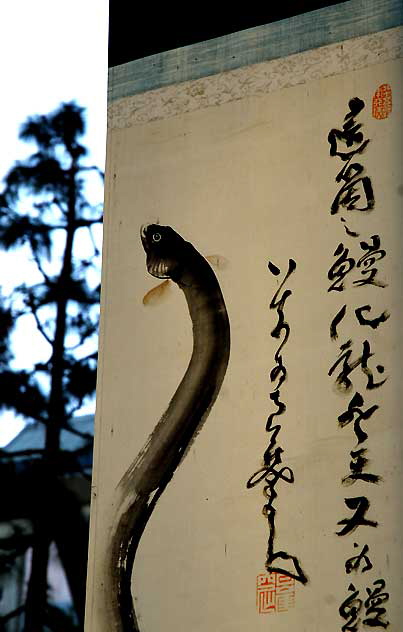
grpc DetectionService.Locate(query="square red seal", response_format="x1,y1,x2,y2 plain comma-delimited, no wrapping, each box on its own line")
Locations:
256,572,295,614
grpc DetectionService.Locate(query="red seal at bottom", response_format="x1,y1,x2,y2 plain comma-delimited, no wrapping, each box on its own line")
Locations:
256,572,295,614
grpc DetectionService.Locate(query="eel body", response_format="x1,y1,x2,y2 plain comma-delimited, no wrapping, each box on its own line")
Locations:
107,224,230,631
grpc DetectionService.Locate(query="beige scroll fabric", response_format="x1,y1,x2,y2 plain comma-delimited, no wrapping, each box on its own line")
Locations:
85,53,402,631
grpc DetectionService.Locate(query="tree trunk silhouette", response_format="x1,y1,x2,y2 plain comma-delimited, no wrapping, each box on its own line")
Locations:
53,483,89,625
0,102,102,631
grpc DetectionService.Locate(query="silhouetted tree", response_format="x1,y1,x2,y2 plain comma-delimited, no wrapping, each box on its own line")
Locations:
0,102,103,631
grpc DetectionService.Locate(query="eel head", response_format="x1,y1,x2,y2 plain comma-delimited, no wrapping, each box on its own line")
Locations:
141,224,187,281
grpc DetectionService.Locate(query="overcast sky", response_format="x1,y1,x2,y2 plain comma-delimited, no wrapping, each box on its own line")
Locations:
0,0,109,445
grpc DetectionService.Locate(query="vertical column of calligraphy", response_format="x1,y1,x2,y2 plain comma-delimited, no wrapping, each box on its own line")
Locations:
327,96,390,631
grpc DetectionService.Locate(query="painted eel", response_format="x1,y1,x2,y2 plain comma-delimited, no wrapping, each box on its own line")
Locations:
107,224,231,631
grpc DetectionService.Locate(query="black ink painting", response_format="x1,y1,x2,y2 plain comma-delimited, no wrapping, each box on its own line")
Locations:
247,259,307,585
105,225,230,631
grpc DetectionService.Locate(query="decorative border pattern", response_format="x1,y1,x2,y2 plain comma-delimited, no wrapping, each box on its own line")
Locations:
108,0,403,104
108,27,402,129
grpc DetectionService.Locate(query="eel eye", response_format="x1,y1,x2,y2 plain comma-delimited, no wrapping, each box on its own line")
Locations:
152,232,161,243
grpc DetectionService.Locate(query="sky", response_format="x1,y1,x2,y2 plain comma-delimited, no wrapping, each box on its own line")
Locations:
0,0,109,445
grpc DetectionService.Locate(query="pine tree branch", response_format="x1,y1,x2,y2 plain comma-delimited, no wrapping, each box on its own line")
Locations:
0,448,44,459
31,306,53,346
80,165,104,178
65,341,84,351
88,224,101,257
65,340,91,352
0,605,25,625
65,400,85,421
62,422,93,442
74,216,103,227
65,327,97,351
30,247,51,285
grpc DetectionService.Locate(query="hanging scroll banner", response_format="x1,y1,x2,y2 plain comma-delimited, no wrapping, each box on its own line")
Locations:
85,8,402,632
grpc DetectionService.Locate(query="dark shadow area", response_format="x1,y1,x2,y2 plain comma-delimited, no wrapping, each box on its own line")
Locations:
108,1,351,66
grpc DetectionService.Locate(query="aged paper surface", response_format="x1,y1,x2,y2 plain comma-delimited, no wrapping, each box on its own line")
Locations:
86,55,402,631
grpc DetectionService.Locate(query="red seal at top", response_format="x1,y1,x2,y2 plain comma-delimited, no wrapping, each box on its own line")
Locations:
372,84,392,119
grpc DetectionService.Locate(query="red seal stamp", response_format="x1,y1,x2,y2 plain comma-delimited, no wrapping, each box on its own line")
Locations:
372,84,392,120
256,573,295,614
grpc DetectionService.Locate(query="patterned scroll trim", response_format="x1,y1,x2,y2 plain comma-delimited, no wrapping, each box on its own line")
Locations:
108,26,402,130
